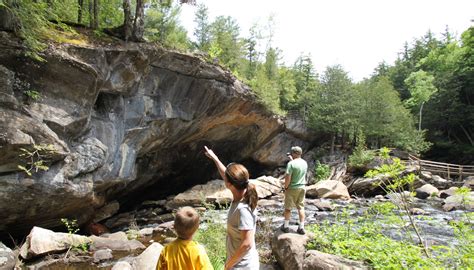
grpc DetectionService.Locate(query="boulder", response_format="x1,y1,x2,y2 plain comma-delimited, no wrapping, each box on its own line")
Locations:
307,199,335,211
439,187,459,199
131,242,164,270
165,180,232,210
89,235,145,251
306,180,350,200
303,250,368,270
93,248,113,263
415,184,439,199
166,176,283,209
272,230,310,270
271,229,367,270
443,192,474,211
419,171,432,181
112,261,133,270
19,226,91,259
463,177,474,189
386,191,414,205
100,231,129,241
0,242,16,270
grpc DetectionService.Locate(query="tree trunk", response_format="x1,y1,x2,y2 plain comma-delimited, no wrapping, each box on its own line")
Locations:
123,0,132,41
418,102,424,131
88,0,93,28
132,0,145,41
77,0,84,24
93,0,99,29
341,130,345,149
330,133,335,160
460,124,474,146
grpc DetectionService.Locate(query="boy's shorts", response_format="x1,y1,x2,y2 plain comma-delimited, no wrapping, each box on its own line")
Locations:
284,188,305,210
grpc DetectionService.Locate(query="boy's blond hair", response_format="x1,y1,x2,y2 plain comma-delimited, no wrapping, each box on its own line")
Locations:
174,206,200,239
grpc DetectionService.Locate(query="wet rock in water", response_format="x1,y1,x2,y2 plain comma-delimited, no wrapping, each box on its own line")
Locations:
20,226,91,260
439,187,459,199
131,242,164,270
409,208,428,215
415,184,439,199
306,180,350,200
307,199,335,211
463,177,474,189
0,242,16,270
420,171,433,181
429,175,452,189
386,191,414,205
442,192,474,211
303,250,368,270
93,248,113,263
374,195,386,201
258,199,281,208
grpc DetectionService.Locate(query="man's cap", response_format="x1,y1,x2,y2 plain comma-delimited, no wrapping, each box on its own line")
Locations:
291,146,303,154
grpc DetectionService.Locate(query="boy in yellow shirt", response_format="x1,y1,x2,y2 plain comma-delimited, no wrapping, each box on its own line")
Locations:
157,206,213,270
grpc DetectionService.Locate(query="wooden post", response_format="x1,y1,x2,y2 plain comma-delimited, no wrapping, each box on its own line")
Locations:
447,165,450,180
460,166,463,181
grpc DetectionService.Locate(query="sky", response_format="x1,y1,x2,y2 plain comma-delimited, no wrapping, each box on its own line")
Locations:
179,0,473,82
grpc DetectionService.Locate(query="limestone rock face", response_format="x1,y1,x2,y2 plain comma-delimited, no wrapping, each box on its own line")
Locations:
0,32,317,237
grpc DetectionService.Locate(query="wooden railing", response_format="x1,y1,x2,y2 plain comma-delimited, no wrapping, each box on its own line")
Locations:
408,154,474,181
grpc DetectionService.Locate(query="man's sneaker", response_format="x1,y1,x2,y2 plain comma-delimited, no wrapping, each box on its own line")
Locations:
297,227,306,235
280,225,289,233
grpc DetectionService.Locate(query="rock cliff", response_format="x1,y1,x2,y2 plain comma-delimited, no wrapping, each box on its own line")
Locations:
0,32,312,237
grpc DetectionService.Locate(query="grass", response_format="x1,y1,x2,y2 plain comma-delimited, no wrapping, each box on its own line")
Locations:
194,210,226,270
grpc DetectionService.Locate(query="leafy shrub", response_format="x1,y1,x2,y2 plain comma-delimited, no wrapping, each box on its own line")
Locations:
313,160,330,182
194,210,226,270
348,144,375,169
17,144,56,176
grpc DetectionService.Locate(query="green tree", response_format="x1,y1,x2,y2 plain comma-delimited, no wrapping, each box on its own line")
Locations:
242,23,262,80
193,3,211,51
355,76,430,153
307,65,353,155
249,66,281,114
209,15,243,72
277,67,298,111
404,70,437,131
144,2,190,50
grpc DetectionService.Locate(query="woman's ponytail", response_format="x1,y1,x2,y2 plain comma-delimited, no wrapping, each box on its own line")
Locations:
244,183,258,212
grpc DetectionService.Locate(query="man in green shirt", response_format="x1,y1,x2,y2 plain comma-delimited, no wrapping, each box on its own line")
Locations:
281,146,308,234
